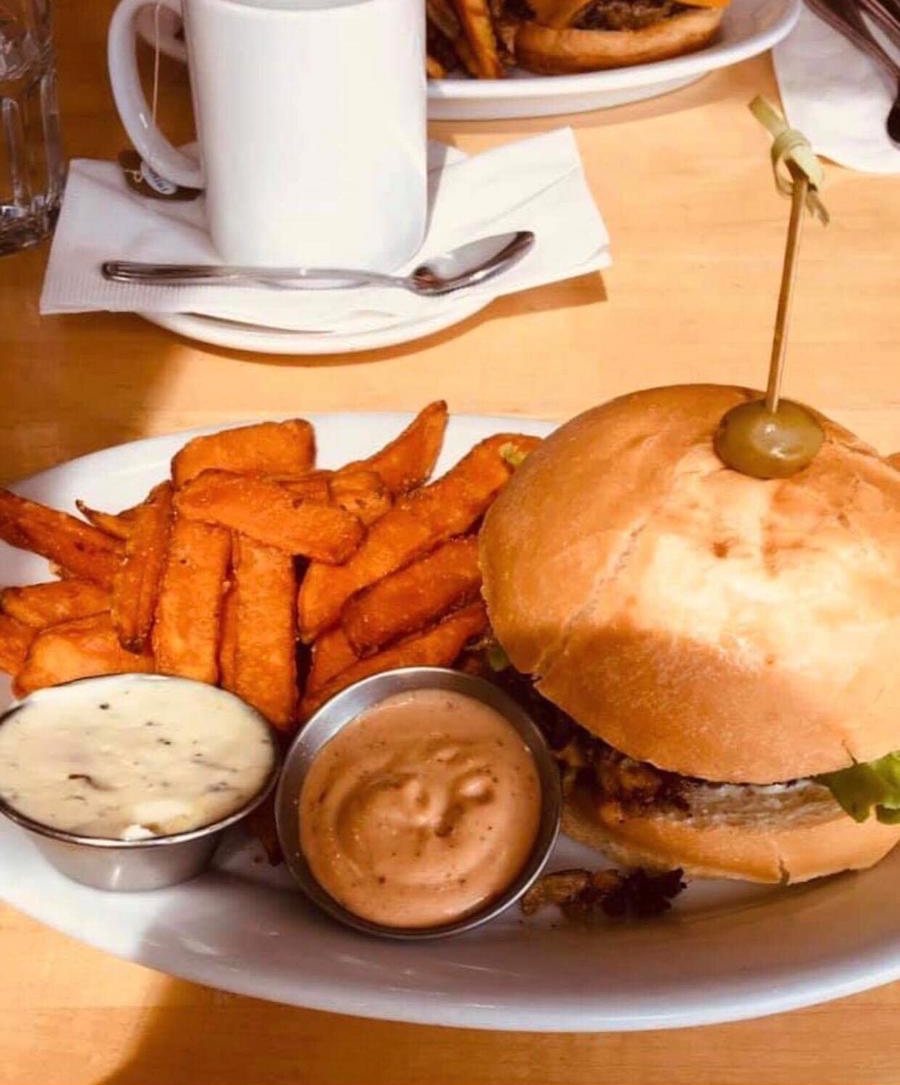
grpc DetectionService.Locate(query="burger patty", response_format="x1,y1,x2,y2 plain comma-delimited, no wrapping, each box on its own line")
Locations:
484,659,692,813
571,735,691,815
573,0,691,31
479,653,832,820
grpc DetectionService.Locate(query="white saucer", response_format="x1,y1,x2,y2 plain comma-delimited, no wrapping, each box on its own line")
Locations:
140,294,491,354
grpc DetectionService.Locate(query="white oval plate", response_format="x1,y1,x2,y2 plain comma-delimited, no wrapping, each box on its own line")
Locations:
138,0,800,121
3,412,900,1031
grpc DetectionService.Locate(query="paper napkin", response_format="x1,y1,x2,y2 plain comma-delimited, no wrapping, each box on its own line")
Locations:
41,129,611,334
773,5,900,174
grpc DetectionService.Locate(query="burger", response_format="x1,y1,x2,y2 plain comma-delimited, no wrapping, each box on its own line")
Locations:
479,385,900,884
512,0,729,74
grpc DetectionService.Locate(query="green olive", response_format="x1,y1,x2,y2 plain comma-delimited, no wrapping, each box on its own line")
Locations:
714,399,825,479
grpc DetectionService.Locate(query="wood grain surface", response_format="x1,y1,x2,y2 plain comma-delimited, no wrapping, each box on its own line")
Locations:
1,1,899,1083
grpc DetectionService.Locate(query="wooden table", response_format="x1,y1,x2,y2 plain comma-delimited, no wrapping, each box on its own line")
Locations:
1,2,898,1082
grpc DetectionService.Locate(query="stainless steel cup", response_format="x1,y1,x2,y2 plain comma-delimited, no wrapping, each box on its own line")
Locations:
0,674,280,891
15,820,225,891
275,666,562,940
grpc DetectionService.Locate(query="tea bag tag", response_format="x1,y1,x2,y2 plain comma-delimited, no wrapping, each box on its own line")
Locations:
118,149,200,201
117,3,200,202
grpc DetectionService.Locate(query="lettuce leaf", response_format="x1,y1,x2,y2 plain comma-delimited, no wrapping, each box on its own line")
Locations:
817,753,900,824
485,640,511,672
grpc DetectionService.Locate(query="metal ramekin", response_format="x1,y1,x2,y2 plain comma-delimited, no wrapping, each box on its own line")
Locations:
0,674,280,892
275,666,561,940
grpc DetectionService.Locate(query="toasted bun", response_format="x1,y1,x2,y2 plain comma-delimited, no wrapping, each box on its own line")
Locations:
562,781,900,883
480,385,900,783
514,7,723,74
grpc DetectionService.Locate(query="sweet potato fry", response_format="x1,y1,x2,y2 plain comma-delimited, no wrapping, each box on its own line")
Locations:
449,0,504,77
888,452,900,470
111,482,173,653
306,625,358,693
300,602,488,719
245,794,283,865
297,433,541,641
345,401,448,494
175,471,364,563
172,419,315,487
298,509,431,642
0,580,108,629
268,472,332,504
342,535,481,655
449,25,479,73
327,470,392,525
14,613,153,697
427,0,478,73
276,469,391,527
226,535,297,731
152,515,230,684
428,0,462,38
0,614,35,676
0,490,122,586
488,0,517,60
75,500,138,540
218,580,239,692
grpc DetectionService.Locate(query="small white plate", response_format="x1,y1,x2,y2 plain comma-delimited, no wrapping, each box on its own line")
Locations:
140,295,491,355
3,412,900,1030
138,0,800,120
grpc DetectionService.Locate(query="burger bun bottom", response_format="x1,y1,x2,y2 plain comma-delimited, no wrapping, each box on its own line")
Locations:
562,785,900,884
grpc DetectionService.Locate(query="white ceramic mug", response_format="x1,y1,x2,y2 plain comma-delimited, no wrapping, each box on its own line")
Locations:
108,0,427,269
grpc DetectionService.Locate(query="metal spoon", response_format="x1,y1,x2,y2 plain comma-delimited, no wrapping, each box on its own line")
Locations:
101,230,535,297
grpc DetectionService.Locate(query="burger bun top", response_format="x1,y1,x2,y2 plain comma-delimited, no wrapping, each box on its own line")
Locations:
479,384,900,784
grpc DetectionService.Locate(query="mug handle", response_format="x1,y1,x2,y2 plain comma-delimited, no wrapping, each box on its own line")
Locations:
107,0,204,189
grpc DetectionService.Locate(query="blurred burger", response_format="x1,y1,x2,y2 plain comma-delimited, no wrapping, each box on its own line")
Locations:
426,0,728,79
513,0,730,73
479,385,900,883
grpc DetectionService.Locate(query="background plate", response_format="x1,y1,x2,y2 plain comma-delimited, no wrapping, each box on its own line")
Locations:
428,0,801,118
138,0,800,121
3,411,900,1031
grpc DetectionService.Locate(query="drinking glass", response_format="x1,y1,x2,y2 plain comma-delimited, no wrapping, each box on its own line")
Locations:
0,0,65,255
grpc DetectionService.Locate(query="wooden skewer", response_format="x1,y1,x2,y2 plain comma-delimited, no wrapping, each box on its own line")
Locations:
765,161,809,414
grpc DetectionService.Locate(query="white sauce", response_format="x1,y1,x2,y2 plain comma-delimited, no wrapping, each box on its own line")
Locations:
0,676,276,840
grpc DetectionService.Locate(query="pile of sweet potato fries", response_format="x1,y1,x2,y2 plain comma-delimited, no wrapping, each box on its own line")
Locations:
0,403,540,735
428,0,520,78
